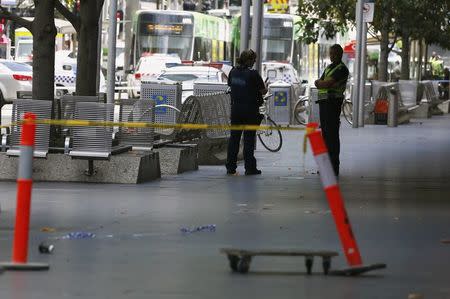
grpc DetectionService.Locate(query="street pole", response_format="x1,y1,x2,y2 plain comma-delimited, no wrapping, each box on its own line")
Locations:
251,0,263,72
96,10,103,94
106,0,118,104
357,21,367,127
240,0,250,53
352,0,363,128
124,0,138,72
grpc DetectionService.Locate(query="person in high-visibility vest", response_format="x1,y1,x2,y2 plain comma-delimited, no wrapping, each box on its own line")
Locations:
314,44,349,177
430,52,444,80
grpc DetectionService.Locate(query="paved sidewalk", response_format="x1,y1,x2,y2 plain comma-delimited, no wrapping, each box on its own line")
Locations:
0,115,449,298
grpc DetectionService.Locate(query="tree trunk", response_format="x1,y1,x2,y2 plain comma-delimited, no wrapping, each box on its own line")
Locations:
378,25,390,82
32,0,56,101
76,1,101,96
400,31,410,80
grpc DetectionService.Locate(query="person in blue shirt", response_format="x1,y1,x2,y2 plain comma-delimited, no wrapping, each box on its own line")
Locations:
226,49,267,175
314,44,349,177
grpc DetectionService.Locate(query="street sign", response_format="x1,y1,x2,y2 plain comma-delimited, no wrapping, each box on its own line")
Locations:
264,0,289,13
362,0,375,23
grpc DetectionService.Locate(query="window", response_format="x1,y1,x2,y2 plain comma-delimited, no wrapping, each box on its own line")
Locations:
0,61,32,72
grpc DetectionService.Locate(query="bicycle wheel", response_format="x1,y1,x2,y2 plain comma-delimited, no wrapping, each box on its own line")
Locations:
257,117,283,152
293,98,309,125
342,99,353,125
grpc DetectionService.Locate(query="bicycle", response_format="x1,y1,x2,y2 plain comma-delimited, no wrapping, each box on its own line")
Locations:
256,93,283,152
293,95,353,125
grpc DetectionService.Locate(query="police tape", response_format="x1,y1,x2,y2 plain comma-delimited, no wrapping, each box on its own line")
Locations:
0,119,307,132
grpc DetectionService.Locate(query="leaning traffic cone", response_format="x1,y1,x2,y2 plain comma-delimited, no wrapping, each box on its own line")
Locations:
305,123,385,276
0,113,49,271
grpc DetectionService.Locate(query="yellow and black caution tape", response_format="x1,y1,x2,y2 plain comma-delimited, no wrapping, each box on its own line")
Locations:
1,119,316,154
2,119,307,132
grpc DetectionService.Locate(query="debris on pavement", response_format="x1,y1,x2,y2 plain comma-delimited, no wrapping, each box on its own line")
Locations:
180,224,216,234
408,293,423,299
39,242,54,254
62,232,96,240
41,227,56,233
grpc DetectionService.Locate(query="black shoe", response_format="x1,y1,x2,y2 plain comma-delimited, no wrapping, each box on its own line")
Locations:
227,169,237,175
245,169,262,175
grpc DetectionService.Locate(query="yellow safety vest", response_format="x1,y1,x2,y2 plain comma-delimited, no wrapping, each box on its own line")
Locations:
318,62,347,99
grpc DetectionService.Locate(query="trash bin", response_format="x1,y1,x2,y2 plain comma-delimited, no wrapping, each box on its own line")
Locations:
141,80,182,135
268,81,291,125
373,86,389,125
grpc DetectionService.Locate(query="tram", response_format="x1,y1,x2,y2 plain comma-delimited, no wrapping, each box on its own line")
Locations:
128,10,231,69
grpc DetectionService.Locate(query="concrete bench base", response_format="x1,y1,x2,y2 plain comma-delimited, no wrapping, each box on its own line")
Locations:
154,144,198,175
195,138,243,165
0,151,160,184
408,103,432,119
437,100,450,114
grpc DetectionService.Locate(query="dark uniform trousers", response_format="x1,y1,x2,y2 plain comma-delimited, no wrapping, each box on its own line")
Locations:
319,97,344,176
226,111,260,172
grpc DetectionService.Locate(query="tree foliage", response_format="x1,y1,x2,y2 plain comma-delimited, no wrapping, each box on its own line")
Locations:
296,0,450,80
296,0,355,44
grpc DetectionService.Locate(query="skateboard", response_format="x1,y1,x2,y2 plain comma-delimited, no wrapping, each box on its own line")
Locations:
220,248,338,275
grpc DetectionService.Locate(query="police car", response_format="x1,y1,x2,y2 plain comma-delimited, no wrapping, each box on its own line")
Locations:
54,50,106,98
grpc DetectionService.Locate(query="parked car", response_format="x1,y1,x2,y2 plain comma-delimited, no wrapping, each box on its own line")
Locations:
0,59,32,102
155,65,228,102
126,54,182,99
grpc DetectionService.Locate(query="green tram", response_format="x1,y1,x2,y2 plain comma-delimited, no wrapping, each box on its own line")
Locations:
129,10,232,68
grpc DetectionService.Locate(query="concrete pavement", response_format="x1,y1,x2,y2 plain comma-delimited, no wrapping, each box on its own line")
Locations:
0,115,450,298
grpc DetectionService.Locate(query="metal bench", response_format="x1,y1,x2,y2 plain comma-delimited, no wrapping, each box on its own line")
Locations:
171,93,231,165
421,81,448,115
193,82,229,97
6,99,52,158
68,102,131,175
115,99,155,150
59,95,105,153
398,80,430,118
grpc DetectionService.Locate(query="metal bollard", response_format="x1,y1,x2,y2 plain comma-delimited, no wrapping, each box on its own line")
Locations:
387,87,398,127
0,112,49,271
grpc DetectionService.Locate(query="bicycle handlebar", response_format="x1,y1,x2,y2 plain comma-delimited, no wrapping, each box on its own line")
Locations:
263,93,273,100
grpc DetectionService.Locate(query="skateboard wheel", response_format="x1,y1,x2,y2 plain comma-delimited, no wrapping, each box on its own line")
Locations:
227,255,239,272
322,257,331,275
305,256,314,275
237,256,251,273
